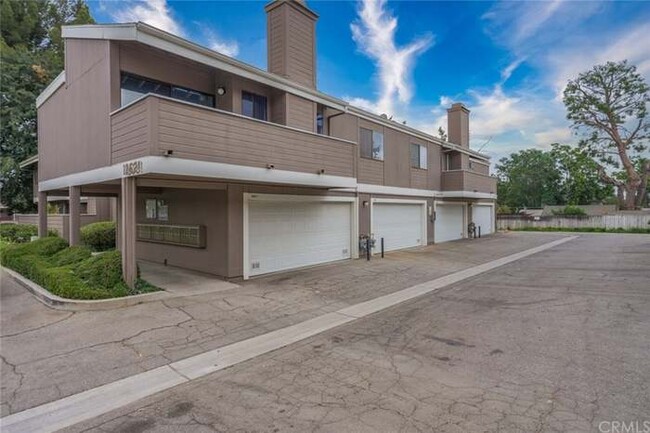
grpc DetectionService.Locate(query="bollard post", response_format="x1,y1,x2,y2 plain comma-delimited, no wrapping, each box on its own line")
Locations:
381,238,384,258
366,237,371,261
478,226,481,238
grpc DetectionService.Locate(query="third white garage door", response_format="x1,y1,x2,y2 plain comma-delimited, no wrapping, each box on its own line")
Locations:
435,203,465,243
472,204,494,235
246,195,354,278
372,201,426,253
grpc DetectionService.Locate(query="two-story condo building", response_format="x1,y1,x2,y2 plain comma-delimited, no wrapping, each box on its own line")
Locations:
35,0,496,286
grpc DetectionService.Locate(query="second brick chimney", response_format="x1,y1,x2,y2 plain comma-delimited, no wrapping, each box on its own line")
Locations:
447,103,470,148
265,0,318,88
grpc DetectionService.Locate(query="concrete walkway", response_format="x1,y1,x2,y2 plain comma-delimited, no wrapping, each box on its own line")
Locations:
138,261,239,296
0,236,577,433
0,232,569,419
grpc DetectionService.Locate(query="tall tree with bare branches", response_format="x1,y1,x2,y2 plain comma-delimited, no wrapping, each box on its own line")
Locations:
563,60,649,209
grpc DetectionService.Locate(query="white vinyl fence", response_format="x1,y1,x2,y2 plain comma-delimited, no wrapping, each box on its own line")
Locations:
497,213,650,231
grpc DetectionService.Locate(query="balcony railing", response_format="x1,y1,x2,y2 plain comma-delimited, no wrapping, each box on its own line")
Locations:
110,94,357,179
441,170,497,194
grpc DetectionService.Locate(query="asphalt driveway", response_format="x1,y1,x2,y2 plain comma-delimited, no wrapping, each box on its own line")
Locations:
2,233,649,432
61,233,650,433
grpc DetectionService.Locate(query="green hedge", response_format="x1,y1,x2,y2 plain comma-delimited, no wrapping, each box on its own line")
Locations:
1,237,158,300
551,206,587,216
81,221,116,251
0,224,56,243
513,227,650,234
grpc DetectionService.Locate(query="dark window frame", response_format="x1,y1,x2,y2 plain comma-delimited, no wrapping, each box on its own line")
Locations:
360,127,384,161
241,91,268,121
410,143,428,169
120,72,215,108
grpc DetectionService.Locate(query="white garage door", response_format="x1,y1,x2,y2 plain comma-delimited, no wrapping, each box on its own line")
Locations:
247,198,352,277
473,205,493,235
435,203,465,243
372,202,425,252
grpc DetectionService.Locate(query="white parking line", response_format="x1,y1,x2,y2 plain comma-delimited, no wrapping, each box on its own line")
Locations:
0,236,577,433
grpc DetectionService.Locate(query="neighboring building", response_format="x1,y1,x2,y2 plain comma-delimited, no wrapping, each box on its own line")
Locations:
16,157,115,240
35,0,496,285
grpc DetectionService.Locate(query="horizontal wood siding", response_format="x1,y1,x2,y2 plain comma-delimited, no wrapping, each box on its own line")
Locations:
287,6,314,87
410,169,428,189
442,170,497,194
110,99,151,163
358,158,383,185
285,93,314,132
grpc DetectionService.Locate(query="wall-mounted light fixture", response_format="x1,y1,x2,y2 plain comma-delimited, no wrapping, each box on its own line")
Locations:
266,164,275,169
362,201,369,207
163,149,173,157
318,168,326,174
216,86,227,96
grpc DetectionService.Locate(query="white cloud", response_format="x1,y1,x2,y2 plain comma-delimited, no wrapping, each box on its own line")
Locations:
200,27,239,57
533,127,573,146
113,0,182,36
350,0,433,116
109,0,240,58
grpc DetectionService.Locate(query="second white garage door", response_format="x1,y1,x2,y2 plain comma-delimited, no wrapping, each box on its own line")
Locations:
472,205,494,235
435,203,465,243
246,196,354,278
372,202,426,252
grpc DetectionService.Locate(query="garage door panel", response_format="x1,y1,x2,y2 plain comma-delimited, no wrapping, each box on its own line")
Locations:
473,205,493,235
435,204,464,243
372,203,425,252
248,200,352,277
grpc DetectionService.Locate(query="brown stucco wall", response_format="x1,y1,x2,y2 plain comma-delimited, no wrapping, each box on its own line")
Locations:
136,188,228,276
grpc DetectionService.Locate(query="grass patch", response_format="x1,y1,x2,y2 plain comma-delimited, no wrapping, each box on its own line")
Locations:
1,237,159,300
511,226,650,234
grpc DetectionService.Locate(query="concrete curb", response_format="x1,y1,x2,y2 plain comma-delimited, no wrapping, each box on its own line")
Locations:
1,267,170,311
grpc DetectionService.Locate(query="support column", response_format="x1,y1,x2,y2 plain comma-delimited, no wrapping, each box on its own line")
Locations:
120,177,137,288
115,194,122,251
38,191,48,238
69,186,81,245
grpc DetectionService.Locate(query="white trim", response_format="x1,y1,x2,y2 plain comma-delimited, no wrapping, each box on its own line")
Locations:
242,193,359,280
439,191,497,199
370,198,428,253
56,22,490,162
35,72,65,108
355,184,437,198
39,156,357,192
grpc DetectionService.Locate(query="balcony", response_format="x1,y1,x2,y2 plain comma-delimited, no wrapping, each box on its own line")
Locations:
441,170,497,195
110,94,357,180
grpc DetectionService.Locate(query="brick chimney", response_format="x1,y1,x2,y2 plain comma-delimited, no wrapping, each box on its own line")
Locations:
447,103,470,148
265,0,318,88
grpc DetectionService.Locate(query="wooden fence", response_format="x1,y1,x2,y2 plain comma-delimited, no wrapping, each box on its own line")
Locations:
12,213,107,241
497,213,650,230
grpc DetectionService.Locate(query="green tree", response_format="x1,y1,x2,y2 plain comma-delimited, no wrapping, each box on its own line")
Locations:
0,0,94,213
563,60,650,209
550,143,613,205
496,149,564,211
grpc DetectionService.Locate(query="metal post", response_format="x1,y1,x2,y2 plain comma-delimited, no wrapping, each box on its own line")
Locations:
381,238,384,258
366,237,371,261
478,226,481,238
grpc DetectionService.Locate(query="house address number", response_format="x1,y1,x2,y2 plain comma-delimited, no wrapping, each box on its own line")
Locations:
123,161,143,176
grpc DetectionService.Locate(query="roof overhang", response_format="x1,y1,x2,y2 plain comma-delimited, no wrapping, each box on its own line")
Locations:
49,22,491,162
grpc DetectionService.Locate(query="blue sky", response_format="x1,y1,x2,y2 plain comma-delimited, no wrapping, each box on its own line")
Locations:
89,0,650,163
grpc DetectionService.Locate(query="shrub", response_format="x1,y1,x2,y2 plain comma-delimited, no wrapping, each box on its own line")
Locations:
76,250,125,292
81,221,116,252
552,206,587,216
0,224,58,243
1,238,159,300
50,245,92,267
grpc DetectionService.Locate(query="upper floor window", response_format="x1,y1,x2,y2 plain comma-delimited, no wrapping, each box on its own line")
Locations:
316,104,324,134
242,91,268,121
360,127,384,161
410,143,427,169
120,72,214,108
